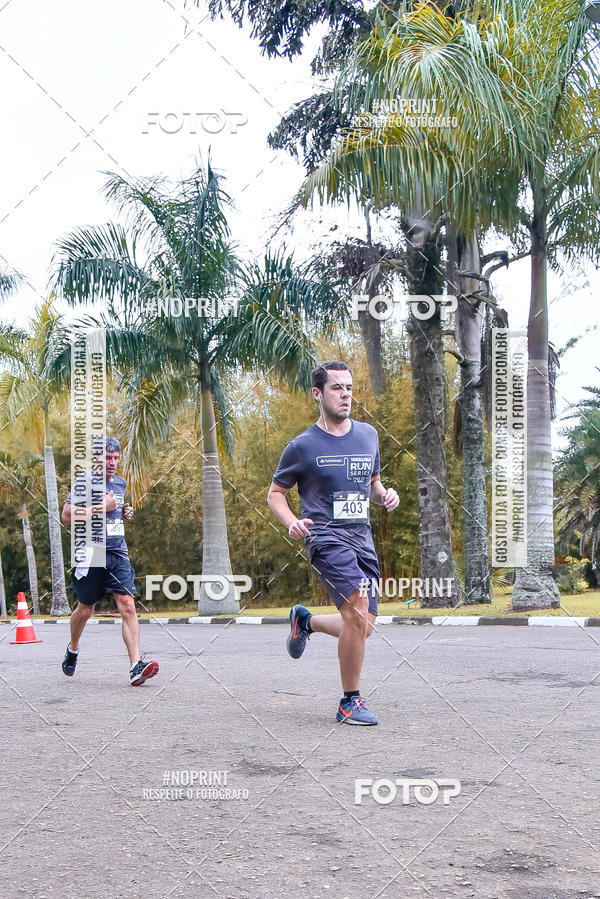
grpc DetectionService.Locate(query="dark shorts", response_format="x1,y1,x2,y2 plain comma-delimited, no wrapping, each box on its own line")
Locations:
69,552,137,607
307,541,380,615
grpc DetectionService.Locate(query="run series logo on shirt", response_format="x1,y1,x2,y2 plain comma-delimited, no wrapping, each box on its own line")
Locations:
316,454,374,483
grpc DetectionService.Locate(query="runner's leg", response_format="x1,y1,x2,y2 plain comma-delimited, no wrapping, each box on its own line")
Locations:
310,612,342,637
338,588,371,691
69,601,94,651
311,610,376,638
114,592,139,665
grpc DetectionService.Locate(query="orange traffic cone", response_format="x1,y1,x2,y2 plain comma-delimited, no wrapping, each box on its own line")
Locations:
10,592,42,644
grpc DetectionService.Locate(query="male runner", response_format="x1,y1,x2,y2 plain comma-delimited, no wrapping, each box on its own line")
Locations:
60,436,159,686
268,361,399,725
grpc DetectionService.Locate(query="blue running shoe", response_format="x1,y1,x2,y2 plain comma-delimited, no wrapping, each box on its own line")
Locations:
62,645,78,677
336,695,378,725
130,656,159,686
287,604,311,659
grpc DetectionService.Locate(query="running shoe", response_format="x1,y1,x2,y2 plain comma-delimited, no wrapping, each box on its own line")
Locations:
129,656,159,686
336,695,378,725
286,604,311,659
61,645,79,677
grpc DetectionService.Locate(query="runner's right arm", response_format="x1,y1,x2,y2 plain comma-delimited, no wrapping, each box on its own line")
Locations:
267,483,313,539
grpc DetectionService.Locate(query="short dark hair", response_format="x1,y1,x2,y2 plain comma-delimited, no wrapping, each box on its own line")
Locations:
92,435,121,455
311,361,352,393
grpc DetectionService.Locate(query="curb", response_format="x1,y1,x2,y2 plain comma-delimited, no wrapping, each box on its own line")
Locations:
2,615,599,627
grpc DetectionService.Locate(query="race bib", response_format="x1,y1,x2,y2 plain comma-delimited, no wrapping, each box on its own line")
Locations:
107,518,125,537
332,491,369,524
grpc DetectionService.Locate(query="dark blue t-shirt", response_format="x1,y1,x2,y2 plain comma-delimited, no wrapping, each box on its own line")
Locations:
66,473,129,556
272,419,380,555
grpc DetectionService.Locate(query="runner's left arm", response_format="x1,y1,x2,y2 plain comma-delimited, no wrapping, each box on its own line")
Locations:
370,475,399,511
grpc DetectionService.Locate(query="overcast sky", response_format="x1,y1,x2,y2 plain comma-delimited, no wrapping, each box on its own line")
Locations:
1,0,598,445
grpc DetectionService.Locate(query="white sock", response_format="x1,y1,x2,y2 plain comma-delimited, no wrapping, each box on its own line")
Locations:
68,645,79,654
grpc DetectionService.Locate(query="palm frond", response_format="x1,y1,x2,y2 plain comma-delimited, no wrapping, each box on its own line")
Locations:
0,371,45,431
0,267,24,301
51,222,147,305
0,324,28,364
43,314,170,388
115,371,192,505
340,2,539,152
214,249,345,388
0,450,44,505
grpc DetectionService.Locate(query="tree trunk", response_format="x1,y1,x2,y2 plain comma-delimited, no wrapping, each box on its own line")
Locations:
45,445,70,615
512,187,560,610
403,211,461,606
197,380,239,614
357,301,383,395
0,548,7,618
360,206,384,395
448,226,491,604
20,505,40,615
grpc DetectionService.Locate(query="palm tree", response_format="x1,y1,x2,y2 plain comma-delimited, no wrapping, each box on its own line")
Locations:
447,228,493,603
0,452,44,614
301,4,535,605
555,381,600,583
303,0,600,608
448,235,513,604
500,2,600,609
50,159,343,614
0,302,71,615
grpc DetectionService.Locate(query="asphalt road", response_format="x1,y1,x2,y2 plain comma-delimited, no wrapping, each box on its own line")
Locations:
1,621,599,899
